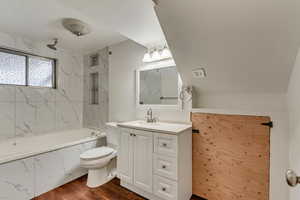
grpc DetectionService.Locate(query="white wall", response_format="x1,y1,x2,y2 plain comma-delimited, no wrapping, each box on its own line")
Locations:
108,39,191,123
288,48,300,200
109,40,145,122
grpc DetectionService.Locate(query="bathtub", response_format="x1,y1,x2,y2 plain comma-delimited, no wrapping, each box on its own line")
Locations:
0,128,106,164
0,128,106,200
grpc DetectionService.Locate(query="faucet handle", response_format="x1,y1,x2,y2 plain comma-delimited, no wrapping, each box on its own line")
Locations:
147,108,152,115
153,117,159,123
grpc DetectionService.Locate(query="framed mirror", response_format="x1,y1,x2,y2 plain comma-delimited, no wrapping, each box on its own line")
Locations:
136,60,182,109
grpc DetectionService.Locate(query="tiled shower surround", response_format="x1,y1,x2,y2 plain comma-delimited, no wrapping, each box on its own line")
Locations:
0,33,84,142
0,32,112,142
0,32,109,199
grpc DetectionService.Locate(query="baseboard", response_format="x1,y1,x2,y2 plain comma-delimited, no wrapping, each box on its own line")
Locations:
191,194,207,200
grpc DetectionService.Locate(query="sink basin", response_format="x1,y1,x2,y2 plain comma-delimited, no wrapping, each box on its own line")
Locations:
129,121,160,126
117,120,192,134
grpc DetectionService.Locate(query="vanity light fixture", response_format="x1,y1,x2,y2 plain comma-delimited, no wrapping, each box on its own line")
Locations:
142,46,172,63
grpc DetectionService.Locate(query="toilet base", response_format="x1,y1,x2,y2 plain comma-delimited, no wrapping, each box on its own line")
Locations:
87,167,108,188
86,166,117,188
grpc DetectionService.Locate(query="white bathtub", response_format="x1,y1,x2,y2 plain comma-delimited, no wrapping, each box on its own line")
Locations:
0,128,106,164
0,128,106,199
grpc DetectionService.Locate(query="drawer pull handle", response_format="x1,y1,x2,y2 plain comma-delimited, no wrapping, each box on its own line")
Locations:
162,165,166,169
162,143,167,147
162,187,166,191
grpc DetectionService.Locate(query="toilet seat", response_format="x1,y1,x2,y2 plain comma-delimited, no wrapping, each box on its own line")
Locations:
80,147,114,160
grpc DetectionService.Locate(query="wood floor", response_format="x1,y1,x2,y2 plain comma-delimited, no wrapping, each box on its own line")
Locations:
33,175,205,200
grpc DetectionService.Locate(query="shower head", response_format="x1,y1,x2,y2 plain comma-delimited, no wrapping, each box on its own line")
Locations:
47,38,58,51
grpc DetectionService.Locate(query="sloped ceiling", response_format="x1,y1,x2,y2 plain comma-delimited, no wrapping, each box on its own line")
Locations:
155,0,300,95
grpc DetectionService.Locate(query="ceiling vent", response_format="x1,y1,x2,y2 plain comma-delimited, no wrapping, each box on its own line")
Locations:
62,18,91,37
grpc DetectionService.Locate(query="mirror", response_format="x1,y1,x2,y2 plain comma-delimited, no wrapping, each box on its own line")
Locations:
136,60,181,108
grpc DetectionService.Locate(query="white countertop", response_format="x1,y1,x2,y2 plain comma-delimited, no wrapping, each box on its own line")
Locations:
117,120,192,134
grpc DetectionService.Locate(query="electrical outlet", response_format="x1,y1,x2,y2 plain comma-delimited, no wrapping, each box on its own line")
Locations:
192,68,206,78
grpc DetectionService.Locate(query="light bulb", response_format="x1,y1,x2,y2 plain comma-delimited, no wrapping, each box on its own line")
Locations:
161,47,172,59
142,52,151,63
152,50,160,61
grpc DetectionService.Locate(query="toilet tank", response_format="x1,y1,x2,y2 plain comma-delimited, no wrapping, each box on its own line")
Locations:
105,122,120,150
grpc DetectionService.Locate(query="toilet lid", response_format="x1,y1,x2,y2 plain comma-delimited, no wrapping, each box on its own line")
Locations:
80,147,114,160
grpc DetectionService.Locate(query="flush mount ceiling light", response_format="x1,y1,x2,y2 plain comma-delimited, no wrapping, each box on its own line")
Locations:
62,18,91,37
142,46,172,63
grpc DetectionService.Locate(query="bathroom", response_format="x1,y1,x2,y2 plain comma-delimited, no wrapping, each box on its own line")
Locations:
1,0,300,200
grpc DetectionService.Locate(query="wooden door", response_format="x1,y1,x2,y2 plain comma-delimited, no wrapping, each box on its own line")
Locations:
118,129,134,184
133,130,153,193
192,113,270,200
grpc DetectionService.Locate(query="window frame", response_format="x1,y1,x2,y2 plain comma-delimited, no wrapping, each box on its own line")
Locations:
0,47,57,89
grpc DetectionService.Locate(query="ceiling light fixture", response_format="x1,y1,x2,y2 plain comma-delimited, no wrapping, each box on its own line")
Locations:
62,18,91,37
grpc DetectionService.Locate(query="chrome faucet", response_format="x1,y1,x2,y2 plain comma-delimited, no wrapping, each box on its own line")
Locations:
146,108,157,123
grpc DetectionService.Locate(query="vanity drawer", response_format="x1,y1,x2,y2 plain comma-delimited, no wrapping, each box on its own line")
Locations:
153,154,177,180
153,175,178,200
154,133,177,157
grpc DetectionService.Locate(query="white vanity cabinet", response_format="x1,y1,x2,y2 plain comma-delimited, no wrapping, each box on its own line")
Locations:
118,128,153,193
117,122,192,200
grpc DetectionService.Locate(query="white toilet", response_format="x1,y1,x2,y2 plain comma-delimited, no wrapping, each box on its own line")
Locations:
80,124,119,188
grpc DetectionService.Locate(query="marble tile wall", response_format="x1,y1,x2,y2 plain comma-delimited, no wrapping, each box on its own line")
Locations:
83,48,109,131
0,139,103,200
0,32,84,142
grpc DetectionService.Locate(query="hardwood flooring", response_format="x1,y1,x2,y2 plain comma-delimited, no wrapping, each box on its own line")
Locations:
33,175,205,200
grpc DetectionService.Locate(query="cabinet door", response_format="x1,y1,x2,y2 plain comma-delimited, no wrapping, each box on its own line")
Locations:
118,129,134,184
133,130,153,193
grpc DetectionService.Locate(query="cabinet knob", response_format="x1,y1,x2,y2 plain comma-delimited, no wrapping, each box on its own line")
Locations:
162,187,166,192
162,165,166,169
163,143,167,147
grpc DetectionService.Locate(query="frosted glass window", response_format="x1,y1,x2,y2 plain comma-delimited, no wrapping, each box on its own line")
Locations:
0,51,26,85
28,57,53,87
0,48,56,88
